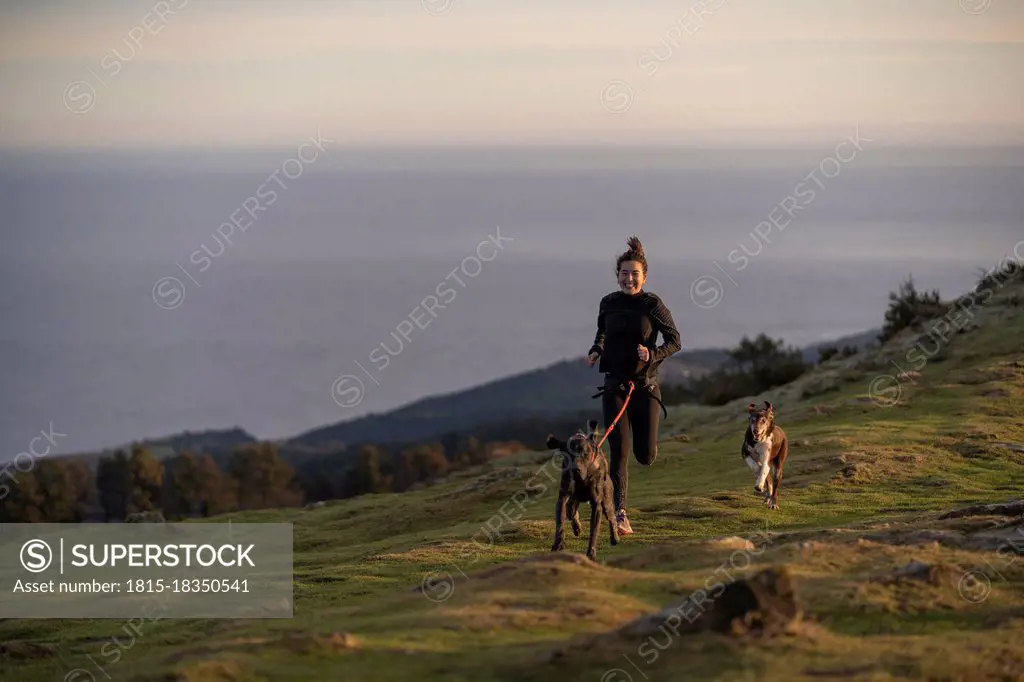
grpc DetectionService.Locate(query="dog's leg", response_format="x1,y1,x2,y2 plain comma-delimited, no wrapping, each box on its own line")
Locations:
552,494,567,551
587,499,601,562
762,467,775,506
769,441,787,510
755,441,773,493
602,493,619,546
569,498,582,537
552,470,570,552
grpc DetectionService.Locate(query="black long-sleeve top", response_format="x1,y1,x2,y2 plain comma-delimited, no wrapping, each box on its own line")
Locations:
588,290,682,383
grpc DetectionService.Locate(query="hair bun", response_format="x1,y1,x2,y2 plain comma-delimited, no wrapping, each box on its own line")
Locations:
626,236,644,256
616,235,649,275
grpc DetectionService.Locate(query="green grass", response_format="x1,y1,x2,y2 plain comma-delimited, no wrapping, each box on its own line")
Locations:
3,284,1023,681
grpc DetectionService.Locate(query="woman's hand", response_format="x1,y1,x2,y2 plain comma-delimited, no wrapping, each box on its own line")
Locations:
587,352,600,368
638,345,650,363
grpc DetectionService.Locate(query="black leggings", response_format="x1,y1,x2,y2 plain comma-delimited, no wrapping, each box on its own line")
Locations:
601,382,662,511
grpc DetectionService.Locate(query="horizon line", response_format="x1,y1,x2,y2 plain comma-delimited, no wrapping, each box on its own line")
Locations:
4,140,1024,151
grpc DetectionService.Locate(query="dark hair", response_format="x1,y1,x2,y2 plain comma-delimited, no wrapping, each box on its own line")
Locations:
616,235,648,274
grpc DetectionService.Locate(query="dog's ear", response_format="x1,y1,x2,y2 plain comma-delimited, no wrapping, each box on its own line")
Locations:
546,434,566,451
747,402,757,413
764,400,774,413
586,419,601,435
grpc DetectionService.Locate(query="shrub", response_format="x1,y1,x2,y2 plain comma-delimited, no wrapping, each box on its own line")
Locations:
931,342,953,363
879,275,948,343
818,343,859,366
839,369,864,383
818,345,839,363
663,333,809,406
801,377,840,399
974,260,1024,293
853,354,887,372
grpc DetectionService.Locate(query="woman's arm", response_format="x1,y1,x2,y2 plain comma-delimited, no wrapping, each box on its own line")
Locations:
588,295,610,357
646,294,681,363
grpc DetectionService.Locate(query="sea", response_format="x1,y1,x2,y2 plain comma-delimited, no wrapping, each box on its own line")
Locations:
1,144,1021,457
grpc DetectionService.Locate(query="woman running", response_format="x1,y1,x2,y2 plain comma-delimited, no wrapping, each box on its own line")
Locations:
587,236,681,535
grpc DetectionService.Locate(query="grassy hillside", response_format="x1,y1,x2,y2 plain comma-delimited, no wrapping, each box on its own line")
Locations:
1,282,1021,681
287,330,879,453
288,351,731,450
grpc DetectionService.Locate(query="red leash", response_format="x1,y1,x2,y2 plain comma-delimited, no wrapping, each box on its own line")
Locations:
596,380,635,451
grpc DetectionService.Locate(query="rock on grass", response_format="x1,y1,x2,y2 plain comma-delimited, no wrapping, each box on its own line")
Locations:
703,536,756,551
938,499,1024,520
0,642,57,660
616,566,802,639
871,559,960,588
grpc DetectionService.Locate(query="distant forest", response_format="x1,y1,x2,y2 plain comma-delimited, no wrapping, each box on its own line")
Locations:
0,415,601,523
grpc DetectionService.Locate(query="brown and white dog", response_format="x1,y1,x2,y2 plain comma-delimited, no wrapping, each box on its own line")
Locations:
741,401,788,510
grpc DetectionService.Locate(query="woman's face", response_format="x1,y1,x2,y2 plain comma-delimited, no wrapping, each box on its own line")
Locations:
617,260,646,295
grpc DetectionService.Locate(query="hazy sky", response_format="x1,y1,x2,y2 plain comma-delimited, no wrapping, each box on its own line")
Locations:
0,0,1022,148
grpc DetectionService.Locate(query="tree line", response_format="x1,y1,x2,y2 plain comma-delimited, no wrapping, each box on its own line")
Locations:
0,435,528,523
